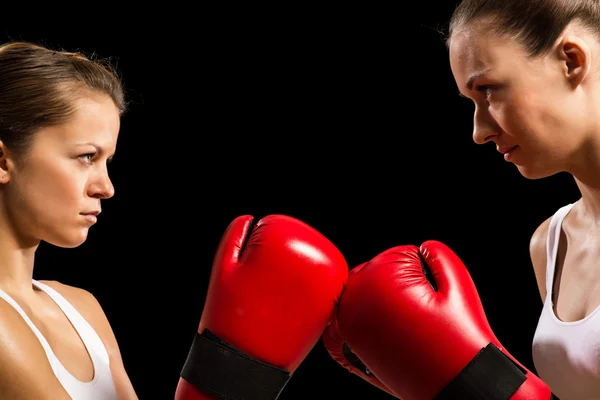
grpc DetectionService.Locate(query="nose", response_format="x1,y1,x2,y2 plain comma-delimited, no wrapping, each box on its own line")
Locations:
472,104,499,145
88,170,115,199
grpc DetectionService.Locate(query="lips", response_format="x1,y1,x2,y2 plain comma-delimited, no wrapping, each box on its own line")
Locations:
497,145,518,155
81,210,100,216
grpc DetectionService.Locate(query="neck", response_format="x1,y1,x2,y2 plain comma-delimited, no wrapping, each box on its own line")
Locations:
569,133,600,222
0,221,39,299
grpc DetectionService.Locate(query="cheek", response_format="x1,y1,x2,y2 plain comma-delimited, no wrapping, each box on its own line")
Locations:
488,101,527,138
21,162,84,212
490,92,551,141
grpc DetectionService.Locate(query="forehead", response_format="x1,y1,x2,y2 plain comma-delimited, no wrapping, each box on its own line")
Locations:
449,27,524,85
37,93,120,150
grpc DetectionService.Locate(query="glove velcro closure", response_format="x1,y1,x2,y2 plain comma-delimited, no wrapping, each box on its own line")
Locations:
434,342,528,400
180,329,291,400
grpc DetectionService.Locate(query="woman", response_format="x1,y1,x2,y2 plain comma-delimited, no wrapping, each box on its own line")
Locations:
447,0,600,398
0,41,137,399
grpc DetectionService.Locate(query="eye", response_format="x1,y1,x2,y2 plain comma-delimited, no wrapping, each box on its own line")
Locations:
474,84,493,97
79,152,96,164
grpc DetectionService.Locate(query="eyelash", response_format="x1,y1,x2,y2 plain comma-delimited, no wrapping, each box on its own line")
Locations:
79,152,97,164
475,84,493,96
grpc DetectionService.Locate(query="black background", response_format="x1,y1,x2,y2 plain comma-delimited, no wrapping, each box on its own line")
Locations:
2,4,580,399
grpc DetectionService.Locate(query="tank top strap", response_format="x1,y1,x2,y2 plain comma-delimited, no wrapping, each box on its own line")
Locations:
32,280,110,365
0,286,60,373
0,280,118,399
545,202,575,299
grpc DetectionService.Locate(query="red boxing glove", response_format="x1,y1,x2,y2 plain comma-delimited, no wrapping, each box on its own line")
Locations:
333,240,554,400
322,262,397,397
174,215,348,400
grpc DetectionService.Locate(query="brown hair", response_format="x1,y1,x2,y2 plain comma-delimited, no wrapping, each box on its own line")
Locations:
446,0,600,57
0,41,126,157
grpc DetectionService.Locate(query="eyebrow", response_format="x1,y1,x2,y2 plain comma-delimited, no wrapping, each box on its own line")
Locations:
466,70,490,90
457,69,492,98
77,142,116,161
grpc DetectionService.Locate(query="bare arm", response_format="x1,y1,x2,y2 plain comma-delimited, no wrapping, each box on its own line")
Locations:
529,216,552,302
0,300,72,399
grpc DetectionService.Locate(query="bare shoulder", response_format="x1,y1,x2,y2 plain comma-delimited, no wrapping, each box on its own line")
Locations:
529,216,552,301
38,280,115,350
0,292,71,398
39,281,104,323
39,280,97,304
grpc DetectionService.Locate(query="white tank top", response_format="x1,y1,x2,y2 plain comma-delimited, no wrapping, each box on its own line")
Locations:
532,203,600,399
0,280,118,399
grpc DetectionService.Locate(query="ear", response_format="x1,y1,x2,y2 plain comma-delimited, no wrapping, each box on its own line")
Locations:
558,34,592,88
0,141,13,184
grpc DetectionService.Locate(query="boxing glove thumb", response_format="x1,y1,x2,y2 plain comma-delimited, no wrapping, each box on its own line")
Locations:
323,263,397,397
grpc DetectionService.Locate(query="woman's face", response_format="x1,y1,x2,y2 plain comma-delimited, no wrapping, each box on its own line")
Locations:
449,23,595,179
3,91,120,248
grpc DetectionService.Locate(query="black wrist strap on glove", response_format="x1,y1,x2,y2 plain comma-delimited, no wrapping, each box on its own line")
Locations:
434,342,528,400
180,329,291,400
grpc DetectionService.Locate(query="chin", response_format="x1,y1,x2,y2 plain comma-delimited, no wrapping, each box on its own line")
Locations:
47,231,89,248
517,169,549,180
49,240,87,249
515,162,561,180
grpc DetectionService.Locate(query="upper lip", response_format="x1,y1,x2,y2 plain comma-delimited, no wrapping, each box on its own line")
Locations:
497,145,518,154
81,210,101,216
